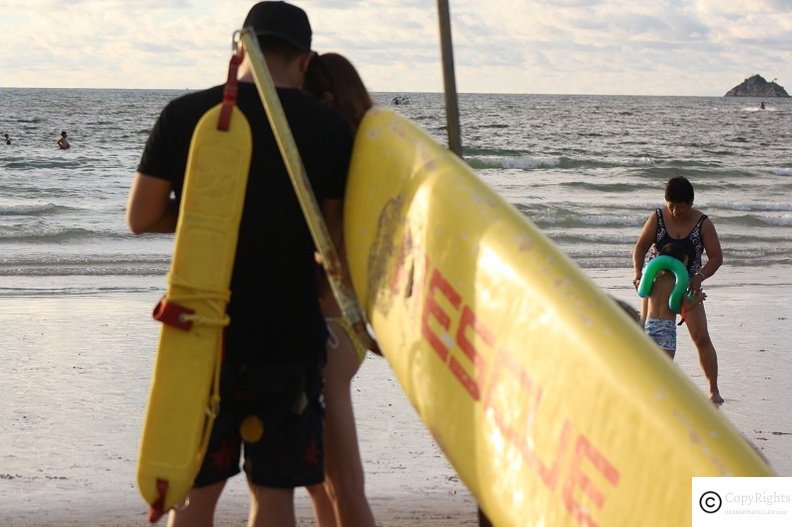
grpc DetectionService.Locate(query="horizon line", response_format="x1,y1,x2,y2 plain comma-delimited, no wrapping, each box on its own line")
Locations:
3,86,785,98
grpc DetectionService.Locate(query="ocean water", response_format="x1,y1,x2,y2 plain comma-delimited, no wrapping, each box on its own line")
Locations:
1,88,791,297
2,88,792,522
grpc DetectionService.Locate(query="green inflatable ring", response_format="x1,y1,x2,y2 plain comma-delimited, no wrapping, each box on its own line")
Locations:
637,255,691,313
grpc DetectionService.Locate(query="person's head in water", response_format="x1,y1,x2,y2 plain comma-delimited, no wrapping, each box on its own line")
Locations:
3,133,10,145
57,130,70,149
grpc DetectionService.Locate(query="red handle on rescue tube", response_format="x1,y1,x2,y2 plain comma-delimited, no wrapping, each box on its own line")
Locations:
152,299,195,330
637,255,691,313
147,479,169,523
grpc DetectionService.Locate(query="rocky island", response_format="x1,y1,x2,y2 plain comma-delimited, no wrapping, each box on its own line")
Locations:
725,74,789,97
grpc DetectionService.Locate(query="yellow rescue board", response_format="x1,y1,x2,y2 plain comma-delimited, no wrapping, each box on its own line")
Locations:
137,103,252,518
343,108,773,527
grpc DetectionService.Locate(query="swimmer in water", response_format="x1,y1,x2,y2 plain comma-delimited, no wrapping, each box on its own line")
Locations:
57,131,70,149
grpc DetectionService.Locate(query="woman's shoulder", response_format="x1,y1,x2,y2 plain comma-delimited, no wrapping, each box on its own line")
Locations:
693,208,710,222
650,208,663,225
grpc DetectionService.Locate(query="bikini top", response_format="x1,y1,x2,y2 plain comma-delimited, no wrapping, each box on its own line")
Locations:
653,208,707,276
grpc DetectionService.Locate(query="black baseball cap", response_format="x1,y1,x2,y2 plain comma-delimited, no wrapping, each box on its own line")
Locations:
243,1,312,52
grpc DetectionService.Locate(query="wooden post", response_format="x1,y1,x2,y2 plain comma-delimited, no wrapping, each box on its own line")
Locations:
437,0,463,157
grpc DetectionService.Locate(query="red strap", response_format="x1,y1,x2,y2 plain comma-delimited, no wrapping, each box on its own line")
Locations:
152,299,195,330
147,479,169,523
218,49,244,131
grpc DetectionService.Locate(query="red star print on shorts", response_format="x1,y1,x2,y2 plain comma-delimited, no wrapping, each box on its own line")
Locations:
303,437,321,465
209,438,237,473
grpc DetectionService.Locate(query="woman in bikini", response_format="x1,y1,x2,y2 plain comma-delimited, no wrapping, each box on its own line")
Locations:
303,52,377,527
633,176,724,404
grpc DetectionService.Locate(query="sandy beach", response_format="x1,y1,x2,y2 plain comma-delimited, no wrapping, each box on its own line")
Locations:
602,266,792,476
0,293,476,527
1,266,790,526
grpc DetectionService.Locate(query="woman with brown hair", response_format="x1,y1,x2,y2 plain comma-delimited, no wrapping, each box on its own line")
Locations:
303,52,377,527
303,52,373,136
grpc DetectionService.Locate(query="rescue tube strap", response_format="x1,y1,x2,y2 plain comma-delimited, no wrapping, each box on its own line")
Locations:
152,273,232,329
218,49,244,131
152,300,195,330
240,29,366,332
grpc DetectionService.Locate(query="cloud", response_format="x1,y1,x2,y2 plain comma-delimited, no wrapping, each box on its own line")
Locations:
0,0,790,94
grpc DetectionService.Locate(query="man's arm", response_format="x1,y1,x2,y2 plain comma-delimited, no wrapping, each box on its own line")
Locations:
126,172,178,234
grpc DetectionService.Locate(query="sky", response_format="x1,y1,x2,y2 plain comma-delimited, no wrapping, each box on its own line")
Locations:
1,0,791,96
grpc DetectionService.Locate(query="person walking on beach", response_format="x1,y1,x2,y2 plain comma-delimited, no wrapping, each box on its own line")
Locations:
302,51,377,527
633,176,724,404
641,243,706,360
57,131,70,149
127,2,370,526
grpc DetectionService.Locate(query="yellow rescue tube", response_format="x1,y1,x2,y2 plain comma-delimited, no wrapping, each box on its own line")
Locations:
343,108,773,527
137,102,252,520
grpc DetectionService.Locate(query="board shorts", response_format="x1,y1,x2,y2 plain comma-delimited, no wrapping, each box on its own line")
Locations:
644,318,677,352
193,358,325,489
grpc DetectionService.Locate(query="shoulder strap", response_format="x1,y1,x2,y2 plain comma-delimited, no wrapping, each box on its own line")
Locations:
692,213,708,244
655,208,665,231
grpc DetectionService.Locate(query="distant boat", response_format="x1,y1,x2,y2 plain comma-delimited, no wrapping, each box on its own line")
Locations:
391,95,411,106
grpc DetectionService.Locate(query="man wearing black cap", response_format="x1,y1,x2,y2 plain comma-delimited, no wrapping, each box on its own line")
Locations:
127,2,356,525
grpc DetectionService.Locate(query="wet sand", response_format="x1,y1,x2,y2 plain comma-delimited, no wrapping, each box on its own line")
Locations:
1,265,789,526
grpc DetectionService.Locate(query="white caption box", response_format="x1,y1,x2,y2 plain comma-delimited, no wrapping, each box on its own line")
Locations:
692,477,792,526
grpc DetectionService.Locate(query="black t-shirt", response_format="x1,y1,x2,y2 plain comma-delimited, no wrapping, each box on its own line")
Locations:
138,83,353,364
